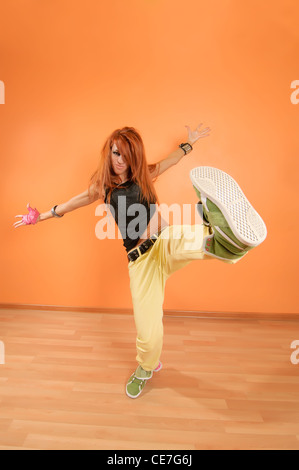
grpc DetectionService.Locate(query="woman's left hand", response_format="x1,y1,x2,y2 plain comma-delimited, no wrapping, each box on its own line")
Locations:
185,124,211,146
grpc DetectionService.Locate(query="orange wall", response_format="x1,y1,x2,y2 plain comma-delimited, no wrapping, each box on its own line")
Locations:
1,0,298,314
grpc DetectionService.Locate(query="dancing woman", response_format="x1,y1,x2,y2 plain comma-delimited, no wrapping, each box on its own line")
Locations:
14,124,267,398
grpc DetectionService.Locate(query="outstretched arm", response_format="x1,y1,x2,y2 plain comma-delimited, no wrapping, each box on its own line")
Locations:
39,186,99,222
151,124,210,178
14,184,100,228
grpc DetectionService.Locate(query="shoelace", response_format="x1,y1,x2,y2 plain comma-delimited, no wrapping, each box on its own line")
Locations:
130,375,145,384
129,375,146,392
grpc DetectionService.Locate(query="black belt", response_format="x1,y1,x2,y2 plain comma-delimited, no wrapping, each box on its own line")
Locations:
127,233,160,262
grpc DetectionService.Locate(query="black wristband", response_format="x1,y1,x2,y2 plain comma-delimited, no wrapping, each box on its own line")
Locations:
179,142,193,155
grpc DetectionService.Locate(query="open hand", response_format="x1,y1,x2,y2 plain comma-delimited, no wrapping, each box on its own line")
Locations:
185,123,211,146
13,203,40,228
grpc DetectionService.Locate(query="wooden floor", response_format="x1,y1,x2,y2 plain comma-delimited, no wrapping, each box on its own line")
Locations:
0,308,298,450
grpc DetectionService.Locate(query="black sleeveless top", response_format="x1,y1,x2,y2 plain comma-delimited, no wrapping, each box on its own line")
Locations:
104,181,157,252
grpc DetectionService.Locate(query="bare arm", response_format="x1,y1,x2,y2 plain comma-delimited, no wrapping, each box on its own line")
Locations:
151,124,211,179
38,186,100,222
13,185,101,228
151,147,186,178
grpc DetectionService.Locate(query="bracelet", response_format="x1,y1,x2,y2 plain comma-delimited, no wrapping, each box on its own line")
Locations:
51,205,64,218
179,142,193,155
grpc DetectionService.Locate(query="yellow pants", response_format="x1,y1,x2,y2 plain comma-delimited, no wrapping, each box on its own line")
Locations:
128,224,220,371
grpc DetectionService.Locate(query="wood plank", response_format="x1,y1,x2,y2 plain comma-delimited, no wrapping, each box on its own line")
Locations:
1,303,299,321
0,308,298,450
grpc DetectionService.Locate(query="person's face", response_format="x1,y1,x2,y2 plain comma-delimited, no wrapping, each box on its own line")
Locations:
111,143,129,180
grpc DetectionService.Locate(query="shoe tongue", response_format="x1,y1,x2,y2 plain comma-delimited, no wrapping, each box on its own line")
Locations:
136,366,151,379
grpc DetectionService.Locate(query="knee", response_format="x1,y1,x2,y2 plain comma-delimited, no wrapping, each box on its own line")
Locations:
136,324,164,351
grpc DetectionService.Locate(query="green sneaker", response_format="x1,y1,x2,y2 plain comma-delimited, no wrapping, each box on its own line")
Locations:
190,167,267,261
197,202,211,227
126,365,153,399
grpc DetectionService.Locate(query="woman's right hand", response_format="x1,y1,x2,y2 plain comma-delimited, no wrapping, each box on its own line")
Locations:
13,203,40,228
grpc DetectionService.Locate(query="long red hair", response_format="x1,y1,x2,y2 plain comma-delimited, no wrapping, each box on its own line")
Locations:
88,127,159,204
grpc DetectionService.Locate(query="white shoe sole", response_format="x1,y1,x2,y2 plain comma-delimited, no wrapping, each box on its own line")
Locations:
190,167,267,247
